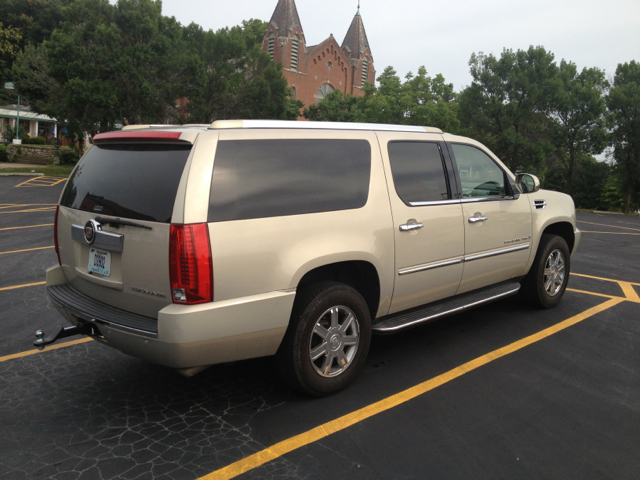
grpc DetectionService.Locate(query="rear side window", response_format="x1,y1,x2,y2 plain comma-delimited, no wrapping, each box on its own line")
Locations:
60,144,191,223
208,139,371,222
388,141,450,204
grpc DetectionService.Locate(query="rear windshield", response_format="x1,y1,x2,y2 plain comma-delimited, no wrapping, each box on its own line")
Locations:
60,144,191,223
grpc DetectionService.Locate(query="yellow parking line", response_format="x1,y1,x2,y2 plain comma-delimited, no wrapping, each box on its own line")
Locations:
567,288,624,301
0,246,54,255
0,338,93,363
0,204,56,209
619,283,640,302
0,223,53,231
0,281,46,291
572,273,640,287
0,207,57,214
581,230,640,236
199,298,624,480
578,220,640,232
15,177,66,187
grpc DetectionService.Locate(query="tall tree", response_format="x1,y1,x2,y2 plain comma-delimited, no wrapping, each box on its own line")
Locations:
13,0,193,152
305,66,460,133
0,22,22,103
550,61,608,194
182,20,297,122
606,61,640,213
459,46,558,172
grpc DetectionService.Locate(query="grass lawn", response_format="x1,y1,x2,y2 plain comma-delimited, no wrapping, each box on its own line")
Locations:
0,164,75,177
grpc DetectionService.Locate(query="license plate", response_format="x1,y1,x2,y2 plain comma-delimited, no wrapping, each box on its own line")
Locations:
88,248,111,276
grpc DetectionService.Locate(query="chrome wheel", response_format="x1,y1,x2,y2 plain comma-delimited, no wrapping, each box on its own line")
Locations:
544,248,566,297
309,305,360,378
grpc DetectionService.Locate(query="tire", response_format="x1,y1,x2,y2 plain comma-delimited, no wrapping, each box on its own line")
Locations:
276,281,372,397
520,234,571,308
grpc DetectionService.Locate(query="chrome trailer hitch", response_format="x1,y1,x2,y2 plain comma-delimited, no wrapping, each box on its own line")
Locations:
33,323,99,350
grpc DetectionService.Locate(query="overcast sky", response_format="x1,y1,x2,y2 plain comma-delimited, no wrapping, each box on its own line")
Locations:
150,0,639,91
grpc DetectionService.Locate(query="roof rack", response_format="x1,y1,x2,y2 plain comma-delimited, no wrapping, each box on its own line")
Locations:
208,120,442,134
122,124,209,131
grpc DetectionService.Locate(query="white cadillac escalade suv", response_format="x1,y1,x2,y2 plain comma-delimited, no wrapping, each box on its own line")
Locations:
37,120,580,396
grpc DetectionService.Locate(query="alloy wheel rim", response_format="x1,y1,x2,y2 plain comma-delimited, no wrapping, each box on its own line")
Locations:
309,305,360,378
543,248,566,297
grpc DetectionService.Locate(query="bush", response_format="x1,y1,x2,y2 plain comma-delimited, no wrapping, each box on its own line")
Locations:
24,136,46,145
59,150,79,165
0,145,8,163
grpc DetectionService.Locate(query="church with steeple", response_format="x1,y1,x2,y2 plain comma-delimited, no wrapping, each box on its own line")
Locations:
261,0,375,110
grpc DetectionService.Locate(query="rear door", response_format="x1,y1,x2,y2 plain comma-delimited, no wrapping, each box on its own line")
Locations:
378,132,465,314
56,135,194,317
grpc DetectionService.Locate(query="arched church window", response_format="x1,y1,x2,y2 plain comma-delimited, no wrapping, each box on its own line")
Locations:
361,57,369,86
316,83,334,103
291,35,300,70
268,33,275,60
290,87,296,100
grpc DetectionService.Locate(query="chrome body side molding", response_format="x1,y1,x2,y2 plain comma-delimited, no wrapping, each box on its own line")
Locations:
398,244,530,276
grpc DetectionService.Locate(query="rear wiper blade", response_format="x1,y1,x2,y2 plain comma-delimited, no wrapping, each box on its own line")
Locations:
95,216,152,230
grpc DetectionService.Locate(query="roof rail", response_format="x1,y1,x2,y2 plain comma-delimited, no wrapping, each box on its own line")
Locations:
122,124,209,131
209,120,443,134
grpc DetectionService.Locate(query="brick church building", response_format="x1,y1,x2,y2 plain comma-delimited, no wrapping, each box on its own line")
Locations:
261,0,375,109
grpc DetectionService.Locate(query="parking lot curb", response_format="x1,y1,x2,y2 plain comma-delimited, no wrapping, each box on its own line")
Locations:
0,173,45,177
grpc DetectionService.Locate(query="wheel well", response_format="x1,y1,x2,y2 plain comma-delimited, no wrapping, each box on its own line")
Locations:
542,222,575,253
297,261,381,318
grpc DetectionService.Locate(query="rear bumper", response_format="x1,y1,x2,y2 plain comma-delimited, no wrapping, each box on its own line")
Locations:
46,265,295,369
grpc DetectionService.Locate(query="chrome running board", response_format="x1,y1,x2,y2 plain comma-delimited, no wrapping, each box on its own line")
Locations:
373,282,521,334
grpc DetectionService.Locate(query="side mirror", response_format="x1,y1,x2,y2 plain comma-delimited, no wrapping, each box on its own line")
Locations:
515,173,540,194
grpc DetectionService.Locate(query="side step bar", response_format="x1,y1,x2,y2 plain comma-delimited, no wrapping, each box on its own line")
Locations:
373,282,521,334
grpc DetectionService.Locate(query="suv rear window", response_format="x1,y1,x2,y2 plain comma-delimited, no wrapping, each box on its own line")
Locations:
208,139,371,222
60,144,191,223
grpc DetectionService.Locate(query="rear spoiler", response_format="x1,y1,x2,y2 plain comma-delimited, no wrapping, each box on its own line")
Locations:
92,131,194,143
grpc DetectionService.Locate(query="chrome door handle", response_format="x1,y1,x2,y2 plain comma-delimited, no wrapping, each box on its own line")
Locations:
399,220,424,232
468,214,488,224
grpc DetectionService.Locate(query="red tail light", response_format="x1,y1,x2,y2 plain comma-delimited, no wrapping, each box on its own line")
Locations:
54,205,61,266
169,224,213,304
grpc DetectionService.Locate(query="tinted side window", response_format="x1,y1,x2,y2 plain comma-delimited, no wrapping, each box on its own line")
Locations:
388,141,449,204
60,144,191,223
450,144,506,198
208,139,371,222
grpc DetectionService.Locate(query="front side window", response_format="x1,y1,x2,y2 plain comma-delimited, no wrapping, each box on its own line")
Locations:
208,139,371,222
450,144,506,198
388,142,449,204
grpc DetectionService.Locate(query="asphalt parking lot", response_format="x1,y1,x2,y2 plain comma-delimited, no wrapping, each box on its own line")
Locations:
1,174,638,480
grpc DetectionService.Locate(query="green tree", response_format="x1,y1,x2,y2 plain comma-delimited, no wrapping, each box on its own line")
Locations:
606,61,640,213
459,46,558,173
305,66,459,132
13,0,193,153
550,61,608,194
183,21,297,122
303,89,366,122
0,22,22,103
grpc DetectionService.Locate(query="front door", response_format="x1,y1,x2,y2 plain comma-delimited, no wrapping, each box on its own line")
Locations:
448,143,533,294
378,132,465,315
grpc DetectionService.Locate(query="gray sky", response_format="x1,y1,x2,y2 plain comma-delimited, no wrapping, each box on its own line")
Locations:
153,0,639,91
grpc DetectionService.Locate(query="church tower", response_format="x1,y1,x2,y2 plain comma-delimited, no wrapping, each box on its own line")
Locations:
262,0,375,111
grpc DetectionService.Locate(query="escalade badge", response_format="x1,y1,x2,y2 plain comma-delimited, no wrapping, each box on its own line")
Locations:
84,220,100,244
131,286,166,298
